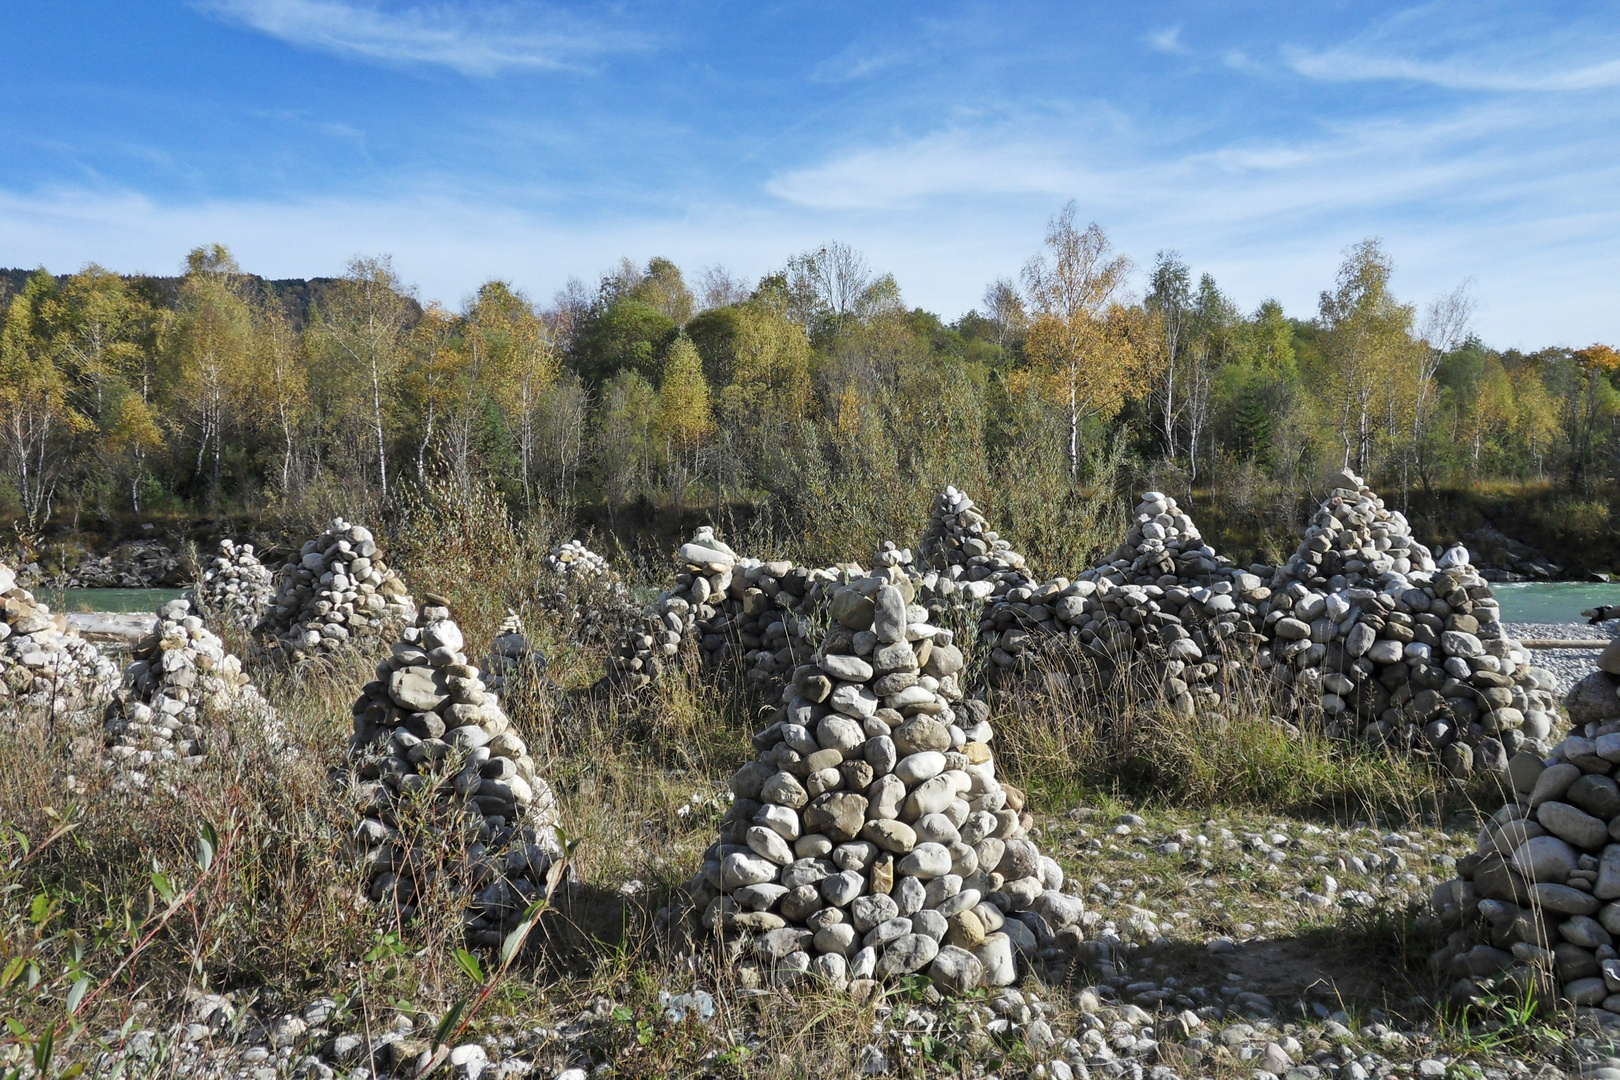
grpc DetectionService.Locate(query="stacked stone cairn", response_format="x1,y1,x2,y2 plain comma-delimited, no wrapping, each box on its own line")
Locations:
598,528,739,692
597,526,901,700
543,539,613,583
191,539,275,632
977,490,1269,714
0,561,119,719
657,578,1083,995
1430,728,1620,1031
102,596,276,788
1262,470,1561,776
481,610,550,702
346,596,563,944
917,487,1030,605
253,519,415,664
539,540,639,644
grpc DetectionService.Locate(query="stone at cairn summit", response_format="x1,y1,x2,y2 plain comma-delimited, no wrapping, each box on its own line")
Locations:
345,596,563,945
659,578,1081,995
253,519,415,663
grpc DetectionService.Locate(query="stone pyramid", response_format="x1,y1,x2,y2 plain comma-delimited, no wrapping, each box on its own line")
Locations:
978,490,1269,712
102,595,277,788
345,596,562,944
253,518,415,664
918,487,1030,604
481,610,549,702
660,577,1081,994
1263,470,1561,776
1271,468,1431,590
191,539,275,632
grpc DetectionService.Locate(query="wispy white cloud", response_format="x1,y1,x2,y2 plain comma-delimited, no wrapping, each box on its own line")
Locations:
810,42,908,84
197,0,642,76
1145,24,1188,55
1287,46,1620,92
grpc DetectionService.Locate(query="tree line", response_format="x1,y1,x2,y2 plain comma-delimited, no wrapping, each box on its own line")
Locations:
2,204,1616,553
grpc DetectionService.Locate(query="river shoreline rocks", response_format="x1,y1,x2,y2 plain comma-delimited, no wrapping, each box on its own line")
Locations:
102,596,277,789
0,561,120,721
253,519,415,665
344,599,563,946
657,577,1082,995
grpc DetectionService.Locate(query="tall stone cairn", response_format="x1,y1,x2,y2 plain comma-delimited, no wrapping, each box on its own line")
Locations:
0,562,119,719
539,540,640,644
1262,470,1561,776
1430,728,1620,1035
253,519,415,664
658,578,1082,995
918,487,1030,605
191,539,275,632
102,596,277,789
346,597,562,943
597,527,738,692
978,490,1269,713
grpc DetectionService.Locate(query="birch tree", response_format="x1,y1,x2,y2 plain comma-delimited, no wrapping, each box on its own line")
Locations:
1019,203,1138,479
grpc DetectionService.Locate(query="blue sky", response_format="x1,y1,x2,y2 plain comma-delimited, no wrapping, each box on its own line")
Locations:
2,1,1616,347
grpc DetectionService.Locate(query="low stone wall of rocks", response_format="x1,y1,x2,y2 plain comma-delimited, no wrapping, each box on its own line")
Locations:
345,598,562,944
657,579,1080,994
1431,727,1620,1028
0,562,120,720
253,519,415,665
191,539,275,633
102,596,277,790
978,491,1269,714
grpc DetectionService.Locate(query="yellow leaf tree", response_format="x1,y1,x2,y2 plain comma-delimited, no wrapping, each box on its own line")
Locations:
1017,204,1146,478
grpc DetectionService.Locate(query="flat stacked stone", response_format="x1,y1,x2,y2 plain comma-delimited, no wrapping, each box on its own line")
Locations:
1430,729,1620,1034
918,487,1030,605
658,578,1081,995
481,610,549,702
253,519,415,664
346,597,562,944
102,596,276,789
191,539,274,632
1261,470,1561,776
0,561,119,720
978,491,1269,713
